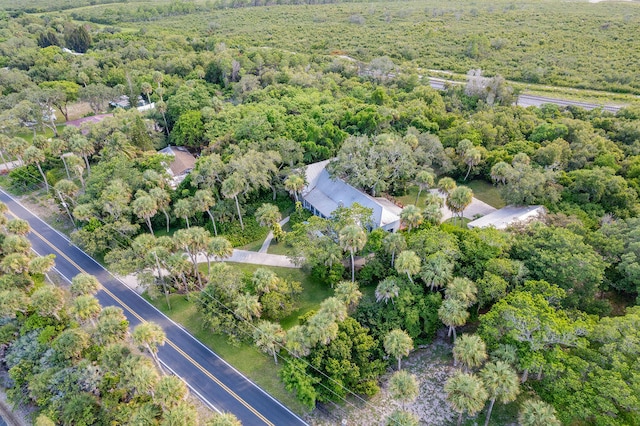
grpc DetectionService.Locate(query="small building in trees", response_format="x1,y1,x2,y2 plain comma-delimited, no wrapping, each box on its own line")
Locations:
301,160,402,232
158,145,196,189
467,205,545,230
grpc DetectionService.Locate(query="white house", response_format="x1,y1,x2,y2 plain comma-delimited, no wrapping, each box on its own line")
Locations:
467,205,545,230
301,160,403,232
158,146,196,189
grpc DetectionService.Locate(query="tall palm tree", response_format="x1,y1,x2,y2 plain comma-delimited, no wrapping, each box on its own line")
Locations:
132,322,166,373
234,293,261,321
388,370,419,409
222,173,246,230
70,273,101,296
208,236,233,262
68,134,94,175
334,280,362,311
173,227,210,289
253,320,286,364
318,296,348,323
23,146,49,192
173,198,193,229
53,179,78,227
149,187,171,233
383,232,406,267
446,186,473,226
252,268,279,295
206,412,242,426
285,325,310,358
490,161,511,185
395,250,421,284
193,189,218,236
445,277,478,308
481,361,520,426
400,205,423,231
255,203,281,228
70,295,101,325
445,371,488,426
284,173,306,202
518,399,561,426
437,177,457,196
384,329,414,370
132,193,158,235
453,334,487,371
420,254,453,291
438,298,469,341
307,312,339,345
384,410,418,426
414,170,435,205
339,224,367,282
463,147,482,181
66,154,86,190
376,277,400,304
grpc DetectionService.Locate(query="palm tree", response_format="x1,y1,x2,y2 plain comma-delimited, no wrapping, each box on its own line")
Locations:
376,277,400,304
208,236,233,263
54,179,78,227
339,224,367,282
149,187,171,233
490,161,511,185
173,227,210,289
222,173,246,230
388,370,419,409
253,320,286,364
384,329,414,370
173,198,193,228
70,273,101,296
445,277,478,308
445,371,488,426
518,399,561,426
23,146,49,192
395,250,421,284
68,134,94,175
446,186,473,226
385,410,418,426
252,268,279,295
453,334,487,371
414,170,435,205
481,361,520,426
285,325,310,358
423,202,443,225
141,82,153,104
307,312,339,345
95,306,129,345
383,232,406,267
318,296,348,323
437,177,457,196
284,173,306,202
66,153,86,190
255,203,281,228
334,280,362,311
206,412,242,426
234,293,261,321
132,193,158,235
420,254,453,291
438,298,469,341
463,147,482,181
70,295,101,325
0,135,11,172
132,322,167,373
400,205,423,231
154,376,187,410
193,189,218,236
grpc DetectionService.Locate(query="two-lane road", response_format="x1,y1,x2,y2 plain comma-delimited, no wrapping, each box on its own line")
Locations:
0,189,307,426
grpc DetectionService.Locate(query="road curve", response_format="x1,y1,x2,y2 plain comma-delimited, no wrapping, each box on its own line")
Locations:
0,189,308,426
427,77,625,113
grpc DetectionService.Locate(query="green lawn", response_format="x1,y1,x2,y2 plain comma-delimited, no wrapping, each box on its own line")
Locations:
464,180,506,209
148,262,333,415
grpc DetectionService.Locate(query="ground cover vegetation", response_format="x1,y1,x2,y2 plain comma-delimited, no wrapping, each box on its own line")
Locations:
0,1,639,424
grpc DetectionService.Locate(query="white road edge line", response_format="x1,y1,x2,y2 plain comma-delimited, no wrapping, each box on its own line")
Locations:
2,189,308,425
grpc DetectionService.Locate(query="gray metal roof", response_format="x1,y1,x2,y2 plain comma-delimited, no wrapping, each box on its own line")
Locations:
467,205,545,229
302,161,401,228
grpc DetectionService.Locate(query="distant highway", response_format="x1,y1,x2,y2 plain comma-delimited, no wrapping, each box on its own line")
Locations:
0,189,308,426
427,77,624,113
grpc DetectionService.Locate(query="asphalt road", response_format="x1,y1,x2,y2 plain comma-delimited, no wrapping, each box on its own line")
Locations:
0,189,308,426
427,77,623,113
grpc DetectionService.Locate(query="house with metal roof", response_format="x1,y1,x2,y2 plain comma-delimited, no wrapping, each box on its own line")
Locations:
467,205,545,230
301,160,403,232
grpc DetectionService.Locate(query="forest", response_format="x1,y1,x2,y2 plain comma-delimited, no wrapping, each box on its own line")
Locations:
0,0,639,425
